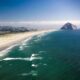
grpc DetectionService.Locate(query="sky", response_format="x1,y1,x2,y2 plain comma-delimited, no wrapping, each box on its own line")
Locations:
0,0,80,22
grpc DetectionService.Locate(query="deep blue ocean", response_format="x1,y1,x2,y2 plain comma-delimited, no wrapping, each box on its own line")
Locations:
0,30,80,80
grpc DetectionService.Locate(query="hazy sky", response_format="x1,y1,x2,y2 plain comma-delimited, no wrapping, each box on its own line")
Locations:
0,0,80,22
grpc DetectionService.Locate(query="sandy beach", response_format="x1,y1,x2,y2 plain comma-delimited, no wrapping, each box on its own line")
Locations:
0,30,55,51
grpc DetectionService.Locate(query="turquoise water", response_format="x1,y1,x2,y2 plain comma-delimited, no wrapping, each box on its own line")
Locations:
0,30,80,80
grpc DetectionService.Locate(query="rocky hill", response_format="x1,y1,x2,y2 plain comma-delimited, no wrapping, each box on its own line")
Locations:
61,22,77,30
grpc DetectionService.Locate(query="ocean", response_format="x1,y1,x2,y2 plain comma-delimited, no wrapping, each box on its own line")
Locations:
0,30,80,80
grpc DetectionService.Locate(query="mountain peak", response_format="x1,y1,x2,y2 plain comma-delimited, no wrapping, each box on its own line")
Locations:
61,22,77,30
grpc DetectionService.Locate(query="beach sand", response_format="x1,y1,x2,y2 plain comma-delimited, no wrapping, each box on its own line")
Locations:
0,30,56,51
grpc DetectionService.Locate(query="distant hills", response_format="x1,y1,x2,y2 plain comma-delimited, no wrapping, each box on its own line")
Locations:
61,22,77,30
0,26,37,34
0,26,29,32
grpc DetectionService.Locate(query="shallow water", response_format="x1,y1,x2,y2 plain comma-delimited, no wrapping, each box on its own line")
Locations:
0,30,80,80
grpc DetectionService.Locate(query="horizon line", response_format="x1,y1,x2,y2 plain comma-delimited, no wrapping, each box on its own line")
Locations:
0,20,80,25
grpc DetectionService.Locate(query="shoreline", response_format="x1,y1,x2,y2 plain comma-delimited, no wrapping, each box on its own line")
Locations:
0,30,56,52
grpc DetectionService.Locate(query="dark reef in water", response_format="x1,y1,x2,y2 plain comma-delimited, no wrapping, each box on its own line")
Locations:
61,22,77,30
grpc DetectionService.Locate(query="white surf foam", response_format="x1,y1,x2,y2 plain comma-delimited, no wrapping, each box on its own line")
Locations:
1,53,43,61
0,44,18,57
2,57,29,61
19,37,33,51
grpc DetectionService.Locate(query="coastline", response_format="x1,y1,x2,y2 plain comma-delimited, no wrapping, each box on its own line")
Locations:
0,29,56,52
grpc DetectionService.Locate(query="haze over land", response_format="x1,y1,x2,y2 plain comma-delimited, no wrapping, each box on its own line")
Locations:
0,21,80,30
